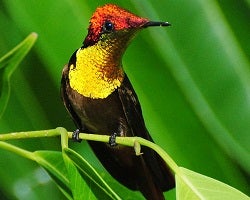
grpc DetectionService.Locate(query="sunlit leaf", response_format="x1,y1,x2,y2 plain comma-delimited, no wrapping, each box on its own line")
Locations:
176,167,249,200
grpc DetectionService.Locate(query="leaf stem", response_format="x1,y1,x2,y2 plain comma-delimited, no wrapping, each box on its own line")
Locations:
0,128,180,175
57,127,69,149
0,129,61,140
0,141,35,160
76,132,180,175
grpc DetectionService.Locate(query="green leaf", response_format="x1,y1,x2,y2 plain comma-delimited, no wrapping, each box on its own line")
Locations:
1,129,250,199
176,167,250,200
0,33,37,118
64,147,121,200
34,151,72,200
0,141,70,199
62,150,94,200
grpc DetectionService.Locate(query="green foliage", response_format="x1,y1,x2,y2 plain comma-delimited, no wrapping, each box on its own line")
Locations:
0,0,249,199
176,167,249,200
0,33,37,118
64,148,120,199
0,129,249,199
2,131,248,199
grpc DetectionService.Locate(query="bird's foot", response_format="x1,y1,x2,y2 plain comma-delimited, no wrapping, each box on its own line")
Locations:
109,132,118,147
72,129,82,142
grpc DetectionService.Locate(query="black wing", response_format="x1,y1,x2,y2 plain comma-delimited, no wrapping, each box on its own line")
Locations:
118,74,175,191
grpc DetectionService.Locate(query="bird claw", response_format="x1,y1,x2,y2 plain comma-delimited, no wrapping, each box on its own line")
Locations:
72,129,82,142
109,132,118,147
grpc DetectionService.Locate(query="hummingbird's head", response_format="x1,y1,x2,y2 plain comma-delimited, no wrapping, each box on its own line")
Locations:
68,4,170,99
83,4,170,47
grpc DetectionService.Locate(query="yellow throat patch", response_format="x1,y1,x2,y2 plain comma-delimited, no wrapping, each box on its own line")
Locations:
69,43,124,99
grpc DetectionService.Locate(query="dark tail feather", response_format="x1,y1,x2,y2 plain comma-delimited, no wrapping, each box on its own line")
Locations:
142,132,175,192
136,157,166,200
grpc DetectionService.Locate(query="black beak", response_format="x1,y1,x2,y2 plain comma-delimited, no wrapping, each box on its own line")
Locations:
142,21,171,28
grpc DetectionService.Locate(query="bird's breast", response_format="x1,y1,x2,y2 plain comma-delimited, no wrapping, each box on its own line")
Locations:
69,46,124,99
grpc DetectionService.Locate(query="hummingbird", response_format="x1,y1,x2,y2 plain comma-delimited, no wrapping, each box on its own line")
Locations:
61,4,174,199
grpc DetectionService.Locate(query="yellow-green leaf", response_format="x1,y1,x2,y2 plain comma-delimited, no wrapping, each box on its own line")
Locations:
176,167,249,200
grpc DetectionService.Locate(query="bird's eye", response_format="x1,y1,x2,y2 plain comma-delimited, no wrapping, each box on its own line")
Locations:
102,21,114,33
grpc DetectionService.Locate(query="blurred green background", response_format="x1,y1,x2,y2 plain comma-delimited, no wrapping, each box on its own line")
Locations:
0,0,249,199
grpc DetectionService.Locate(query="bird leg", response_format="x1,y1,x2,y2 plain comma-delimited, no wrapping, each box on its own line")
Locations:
109,132,118,147
72,128,82,142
